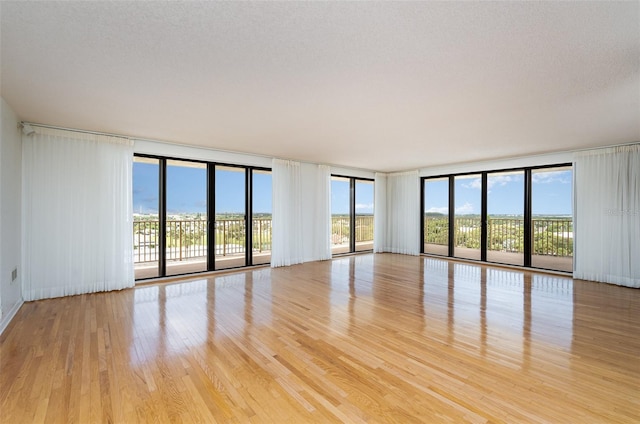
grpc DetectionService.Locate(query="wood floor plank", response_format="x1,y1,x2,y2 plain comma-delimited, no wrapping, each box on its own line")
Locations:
1,253,639,423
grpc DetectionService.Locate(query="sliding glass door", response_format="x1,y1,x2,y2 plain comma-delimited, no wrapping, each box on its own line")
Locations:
331,176,352,255
355,180,374,252
486,170,524,266
422,164,572,272
132,155,271,280
331,176,374,255
454,174,482,260
423,177,449,256
165,160,208,276
532,166,573,272
133,157,161,280
252,169,272,265
215,166,247,270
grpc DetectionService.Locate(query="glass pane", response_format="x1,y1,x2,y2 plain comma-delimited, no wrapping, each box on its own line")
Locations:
355,180,374,252
532,166,573,272
454,174,482,260
486,171,524,266
331,177,351,255
166,160,208,276
252,170,272,265
216,166,246,269
424,178,449,255
133,157,160,280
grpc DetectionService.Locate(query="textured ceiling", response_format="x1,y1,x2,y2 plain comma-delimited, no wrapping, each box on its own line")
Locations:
1,1,639,172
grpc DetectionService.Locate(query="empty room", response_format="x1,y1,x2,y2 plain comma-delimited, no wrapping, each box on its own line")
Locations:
1,1,639,423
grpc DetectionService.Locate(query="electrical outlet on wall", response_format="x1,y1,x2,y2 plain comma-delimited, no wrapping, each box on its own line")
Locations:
11,268,17,282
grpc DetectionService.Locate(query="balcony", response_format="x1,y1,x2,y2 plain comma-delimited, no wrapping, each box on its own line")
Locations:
330,215,374,254
133,218,271,279
133,216,375,279
424,217,573,272
134,216,571,278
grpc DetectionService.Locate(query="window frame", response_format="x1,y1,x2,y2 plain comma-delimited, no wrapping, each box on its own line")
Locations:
421,163,573,272
331,174,375,256
133,153,271,281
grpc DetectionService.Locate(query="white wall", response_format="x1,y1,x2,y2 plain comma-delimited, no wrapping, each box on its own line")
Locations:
0,98,23,334
331,165,375,180
134,138,377,181
134,139,272,168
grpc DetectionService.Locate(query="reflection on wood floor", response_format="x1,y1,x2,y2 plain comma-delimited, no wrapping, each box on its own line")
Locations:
1,253,638,422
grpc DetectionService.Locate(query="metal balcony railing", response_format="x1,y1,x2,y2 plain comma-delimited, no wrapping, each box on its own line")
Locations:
424,217,573,257
330,215,374,245
133,218,272,264
134,216,571,264
133,216,375,264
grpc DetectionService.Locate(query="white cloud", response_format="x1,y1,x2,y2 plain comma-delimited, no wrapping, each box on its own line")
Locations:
455,202,474,214
487,175,513,189
355,203,374,212
462,178,482,190
532,171,571,184
426,206,448,214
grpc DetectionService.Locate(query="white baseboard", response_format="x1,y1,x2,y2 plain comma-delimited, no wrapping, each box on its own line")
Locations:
0,299,24,336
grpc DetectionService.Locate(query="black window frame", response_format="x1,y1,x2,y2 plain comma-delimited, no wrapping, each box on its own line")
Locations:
133,153,271,281
421,163,573,272
331,174,375,256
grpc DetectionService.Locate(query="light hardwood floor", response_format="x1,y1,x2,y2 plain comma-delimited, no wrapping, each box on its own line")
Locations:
1,253,638,423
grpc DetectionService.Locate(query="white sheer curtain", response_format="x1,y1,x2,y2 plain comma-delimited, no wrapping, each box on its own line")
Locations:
374,172,387,253
311,164,332,261
574,144,639,288
271,159,303,267
382,170,420,255
22,127,134,300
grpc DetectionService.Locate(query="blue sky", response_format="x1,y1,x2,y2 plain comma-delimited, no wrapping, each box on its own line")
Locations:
133,162,272,215
331,179,374,215
133,162,160,214
134,163,571,217
424,170,573,216
134,163,375,216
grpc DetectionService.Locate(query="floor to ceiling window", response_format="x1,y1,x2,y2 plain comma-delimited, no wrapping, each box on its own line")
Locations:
215,165,246,270
133,156,161,279
132,154,271,280
166,160,208,276
421,164,572,272
531,166,573,272
486,170,524,266
355,179,374,252
454,174,482,260
252,169,272,265
423,177,449,256
331,176,374,255
331,176,352,255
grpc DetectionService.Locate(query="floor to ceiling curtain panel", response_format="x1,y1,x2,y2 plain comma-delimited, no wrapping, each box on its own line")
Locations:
574,144,639,288
383,170,420,255
271,159,303,267
22,127,134,300
311,164,332,261
374,172,387,253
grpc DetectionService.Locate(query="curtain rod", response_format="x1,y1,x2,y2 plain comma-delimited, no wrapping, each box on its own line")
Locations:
415,141,640,174
20,121,638,172
19,120,372,173
571,140,639,153
21,121,131,140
